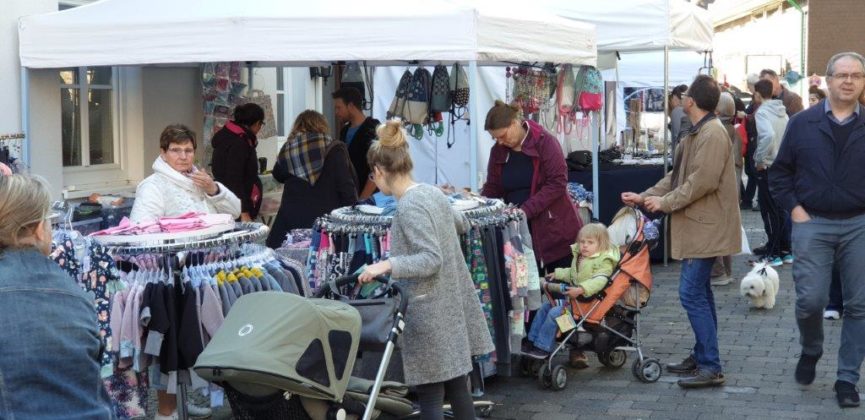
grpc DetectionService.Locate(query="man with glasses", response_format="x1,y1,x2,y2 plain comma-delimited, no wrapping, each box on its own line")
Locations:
770,52,865,408
622,75,741,388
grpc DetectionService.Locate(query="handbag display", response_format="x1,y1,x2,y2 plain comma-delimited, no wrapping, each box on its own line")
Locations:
575,66,604,113
387,70,413,120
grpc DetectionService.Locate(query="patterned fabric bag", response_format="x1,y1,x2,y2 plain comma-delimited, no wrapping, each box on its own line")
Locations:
340,62,367,107
575,66,604,113
387,70,413,120
449,63,470,108
429,65,452,113
512,66,553,116
404,67,432,126
556,65,578,134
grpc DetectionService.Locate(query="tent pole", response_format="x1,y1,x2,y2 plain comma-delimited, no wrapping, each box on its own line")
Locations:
663,46,670,266
469,61,480,191
20,67,31,168
591,110,599,221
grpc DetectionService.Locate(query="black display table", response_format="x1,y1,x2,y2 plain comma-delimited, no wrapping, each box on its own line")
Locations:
569,164,667,261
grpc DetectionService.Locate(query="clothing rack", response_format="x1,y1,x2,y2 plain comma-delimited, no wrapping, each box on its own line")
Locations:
321,198,508,228
93,223,269,255
93,222,269,420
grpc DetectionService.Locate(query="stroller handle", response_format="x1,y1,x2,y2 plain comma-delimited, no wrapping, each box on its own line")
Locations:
316,274,409,316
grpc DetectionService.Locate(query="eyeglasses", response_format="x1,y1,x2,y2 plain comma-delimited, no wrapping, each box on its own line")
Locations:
830,73,865,81
167,147,195,156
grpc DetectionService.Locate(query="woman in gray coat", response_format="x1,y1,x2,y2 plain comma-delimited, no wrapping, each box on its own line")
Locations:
359,121,494,420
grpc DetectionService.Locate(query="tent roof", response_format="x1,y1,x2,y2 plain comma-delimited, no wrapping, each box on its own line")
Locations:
538,0,713,54
18,0,596,69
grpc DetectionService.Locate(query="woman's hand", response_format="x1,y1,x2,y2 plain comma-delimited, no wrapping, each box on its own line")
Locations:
189,171,219,196
359,261,392,284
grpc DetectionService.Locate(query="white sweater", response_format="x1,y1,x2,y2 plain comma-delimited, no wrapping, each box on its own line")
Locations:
130,157,241,223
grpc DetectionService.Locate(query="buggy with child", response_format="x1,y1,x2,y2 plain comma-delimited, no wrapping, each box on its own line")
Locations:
521,207,660,390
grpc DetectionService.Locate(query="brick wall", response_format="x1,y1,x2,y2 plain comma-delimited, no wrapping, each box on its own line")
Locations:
808,0,865,74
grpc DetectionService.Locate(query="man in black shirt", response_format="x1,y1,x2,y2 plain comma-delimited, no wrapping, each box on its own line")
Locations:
332,87,380,200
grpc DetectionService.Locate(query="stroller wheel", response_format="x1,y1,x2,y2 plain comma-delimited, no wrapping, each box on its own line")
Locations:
598,350,627,368
633,358,662,383
537,364,553,389
550,364,568,391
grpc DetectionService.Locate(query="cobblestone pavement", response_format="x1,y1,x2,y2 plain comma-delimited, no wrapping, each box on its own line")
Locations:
479,209,864,419
150,209,864,419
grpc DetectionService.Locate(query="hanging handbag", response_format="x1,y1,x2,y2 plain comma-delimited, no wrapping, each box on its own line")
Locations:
556,65,577,134
575,66,604,113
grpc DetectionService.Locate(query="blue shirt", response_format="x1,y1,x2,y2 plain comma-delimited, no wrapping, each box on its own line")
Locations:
824,99,860,125
345,126,361,147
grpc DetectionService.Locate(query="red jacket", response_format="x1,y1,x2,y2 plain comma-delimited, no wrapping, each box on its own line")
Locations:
481,120,582,265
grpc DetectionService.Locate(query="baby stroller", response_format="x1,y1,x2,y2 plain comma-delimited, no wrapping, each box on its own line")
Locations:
522,208,660,390
194,275,494,419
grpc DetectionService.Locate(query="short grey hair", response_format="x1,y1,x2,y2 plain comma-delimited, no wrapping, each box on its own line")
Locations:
826,52,865,76
716,92,736,118
746,73,760,88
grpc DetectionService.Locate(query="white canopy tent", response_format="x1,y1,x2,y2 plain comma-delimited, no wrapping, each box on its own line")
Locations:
18,0,596,192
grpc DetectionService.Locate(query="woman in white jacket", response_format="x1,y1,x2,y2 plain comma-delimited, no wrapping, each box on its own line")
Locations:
130,124,241,223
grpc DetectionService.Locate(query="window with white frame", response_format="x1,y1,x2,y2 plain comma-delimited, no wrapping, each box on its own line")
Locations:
60,67,118,168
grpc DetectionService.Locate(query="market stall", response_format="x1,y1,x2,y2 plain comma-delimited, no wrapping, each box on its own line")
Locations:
18,0,598,415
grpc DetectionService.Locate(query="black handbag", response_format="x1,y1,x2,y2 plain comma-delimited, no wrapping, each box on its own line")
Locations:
334,283,402,352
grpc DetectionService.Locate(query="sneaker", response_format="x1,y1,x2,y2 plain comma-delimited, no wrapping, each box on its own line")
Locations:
795,352,822,385
525,347,550,360
762,256,783,267
569,350,589,369
824,310,841,320
667,355,697,374
186,403,212,419
782,254,795,264
677,369,726,388
155,412,179,420
711,275,733,286
835,380,861,408
752,244,769,256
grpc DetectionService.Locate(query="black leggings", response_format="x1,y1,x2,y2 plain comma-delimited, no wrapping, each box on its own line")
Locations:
416,374,475,420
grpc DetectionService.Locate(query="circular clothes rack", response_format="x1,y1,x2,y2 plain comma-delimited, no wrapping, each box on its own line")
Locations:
326,198,508,227
91,222,270,255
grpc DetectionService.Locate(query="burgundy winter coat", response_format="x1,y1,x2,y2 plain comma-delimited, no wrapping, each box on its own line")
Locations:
482,120,582,265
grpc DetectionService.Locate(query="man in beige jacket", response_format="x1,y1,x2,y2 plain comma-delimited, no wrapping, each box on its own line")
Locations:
622,75,742,389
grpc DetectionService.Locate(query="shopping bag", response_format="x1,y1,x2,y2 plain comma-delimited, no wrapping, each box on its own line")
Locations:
736,225,751,255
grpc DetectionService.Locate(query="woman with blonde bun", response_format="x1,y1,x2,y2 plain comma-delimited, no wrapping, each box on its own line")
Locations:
358,120,493,420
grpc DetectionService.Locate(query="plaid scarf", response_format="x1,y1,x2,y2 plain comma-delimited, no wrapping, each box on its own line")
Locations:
282,133,332,186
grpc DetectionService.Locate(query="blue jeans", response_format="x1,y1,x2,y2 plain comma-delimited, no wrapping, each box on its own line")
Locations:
528,302,565,352
826,265,844,313
792,214,865,384
679,257,722,373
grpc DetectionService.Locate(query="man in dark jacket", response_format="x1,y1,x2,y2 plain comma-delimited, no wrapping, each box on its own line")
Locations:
769,52,865,408
211,103,264,221
333,87,380,200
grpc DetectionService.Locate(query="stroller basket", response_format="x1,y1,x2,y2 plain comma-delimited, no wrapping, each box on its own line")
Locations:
222,383,310,420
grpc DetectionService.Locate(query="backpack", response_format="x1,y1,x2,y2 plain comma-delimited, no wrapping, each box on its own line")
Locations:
405,67,433,139
387,70,413,120
575,66,604,113
447,63,470,148
429,65,451,113
512,65,552,116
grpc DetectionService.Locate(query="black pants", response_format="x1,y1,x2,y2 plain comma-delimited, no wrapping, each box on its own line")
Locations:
416,374,475,420
756,170,784,258
742,143,758,205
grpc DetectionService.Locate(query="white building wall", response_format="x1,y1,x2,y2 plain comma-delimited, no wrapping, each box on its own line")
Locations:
713,4,808,97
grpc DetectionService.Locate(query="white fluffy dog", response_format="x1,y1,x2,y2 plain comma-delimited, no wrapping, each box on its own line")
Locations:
740,263,780,309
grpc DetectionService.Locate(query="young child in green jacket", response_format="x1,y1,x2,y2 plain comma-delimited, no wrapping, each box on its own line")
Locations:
526,223,620,362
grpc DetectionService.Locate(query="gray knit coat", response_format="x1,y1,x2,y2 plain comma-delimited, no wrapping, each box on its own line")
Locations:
388,184,495,386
